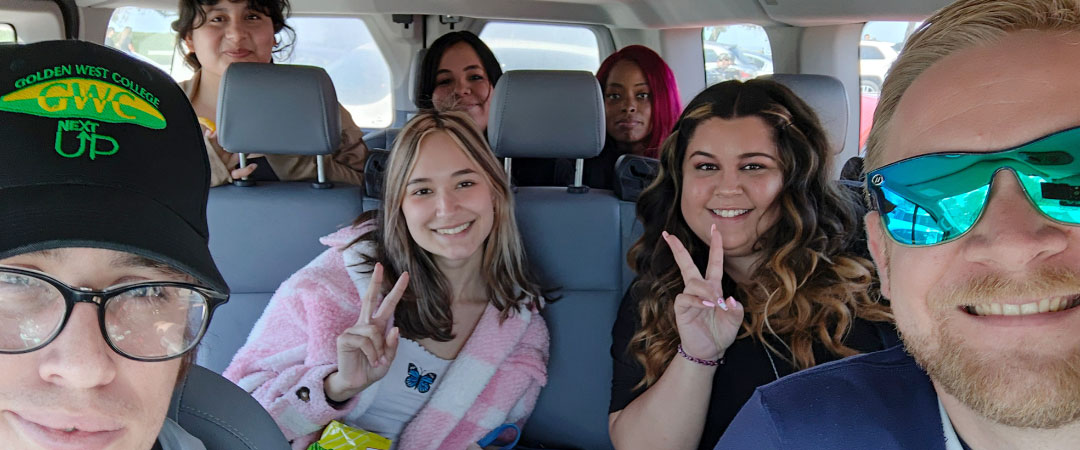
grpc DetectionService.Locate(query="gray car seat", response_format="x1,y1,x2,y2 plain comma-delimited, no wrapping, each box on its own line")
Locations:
199,63,363,373
761,73,849,154
486,70,618,450
168,364,289,449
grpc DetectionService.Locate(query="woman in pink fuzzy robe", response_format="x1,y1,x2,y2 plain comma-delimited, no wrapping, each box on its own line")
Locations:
224,110,549,450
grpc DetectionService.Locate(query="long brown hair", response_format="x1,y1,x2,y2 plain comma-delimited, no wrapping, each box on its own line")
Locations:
628,80,892,387
352,110,544,341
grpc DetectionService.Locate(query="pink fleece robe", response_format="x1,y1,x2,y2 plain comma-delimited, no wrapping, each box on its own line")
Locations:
223,224,549,449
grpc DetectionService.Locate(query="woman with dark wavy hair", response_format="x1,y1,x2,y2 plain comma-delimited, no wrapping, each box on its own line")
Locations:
607,79,895,449
172,0,369,187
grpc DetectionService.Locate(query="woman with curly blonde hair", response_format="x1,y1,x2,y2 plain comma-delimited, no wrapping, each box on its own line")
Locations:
608,79,895,450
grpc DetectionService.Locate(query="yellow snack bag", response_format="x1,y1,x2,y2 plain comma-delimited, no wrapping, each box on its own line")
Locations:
306,421,392,450
197,116,216,133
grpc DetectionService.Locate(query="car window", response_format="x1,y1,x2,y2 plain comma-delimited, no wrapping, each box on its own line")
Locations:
0,23,16,43
479,21,601,73
105,7,393,128
702,24,772,87
860,45,884,59
859,21,921,153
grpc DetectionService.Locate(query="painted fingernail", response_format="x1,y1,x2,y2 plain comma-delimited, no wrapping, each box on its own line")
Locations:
661,231,669,239
718,300,729,311
380,356,388,365
702,300,716,307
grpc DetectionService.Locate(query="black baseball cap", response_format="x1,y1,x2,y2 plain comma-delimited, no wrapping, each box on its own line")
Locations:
0,40,227,293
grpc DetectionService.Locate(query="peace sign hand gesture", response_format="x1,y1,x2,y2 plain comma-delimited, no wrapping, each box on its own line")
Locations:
662,224,744,363
324,263,409,403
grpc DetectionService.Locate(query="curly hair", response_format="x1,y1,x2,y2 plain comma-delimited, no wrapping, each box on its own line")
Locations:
627,79,892,387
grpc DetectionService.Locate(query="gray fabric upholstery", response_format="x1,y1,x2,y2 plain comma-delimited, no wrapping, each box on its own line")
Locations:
619,200,644,294
361,127,401,151
762,73,848,154
217,63,341,156
169,365,289,449
200,183,362,373
488,70,605,159
410,47,427,106
513,187,620,450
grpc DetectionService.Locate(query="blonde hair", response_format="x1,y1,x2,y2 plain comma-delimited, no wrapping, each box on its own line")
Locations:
355,110,543,341
865,0,1080,172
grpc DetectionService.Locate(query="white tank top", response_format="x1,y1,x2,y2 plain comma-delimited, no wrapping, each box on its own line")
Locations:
344,337,453,449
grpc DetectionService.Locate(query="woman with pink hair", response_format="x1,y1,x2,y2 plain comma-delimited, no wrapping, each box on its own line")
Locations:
515,45,680,189
577,45,681,190
598,45,681,158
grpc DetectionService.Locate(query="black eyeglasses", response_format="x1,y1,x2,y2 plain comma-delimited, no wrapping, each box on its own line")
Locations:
0,266,228,361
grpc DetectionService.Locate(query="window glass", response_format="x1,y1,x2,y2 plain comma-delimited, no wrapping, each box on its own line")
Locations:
859,21,922,153
105,7,393,128
702,24,772,87
860,45,884,59
288,17,392,128
480,22,601,73
0,24,16,43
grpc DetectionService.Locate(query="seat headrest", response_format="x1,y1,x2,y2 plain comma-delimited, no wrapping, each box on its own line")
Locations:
614,154,659,202
410,47,427,106
488,70,605,159
217,62,341,156
761,74,848,154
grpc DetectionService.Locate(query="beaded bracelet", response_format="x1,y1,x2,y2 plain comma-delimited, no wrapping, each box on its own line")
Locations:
677,344,723,366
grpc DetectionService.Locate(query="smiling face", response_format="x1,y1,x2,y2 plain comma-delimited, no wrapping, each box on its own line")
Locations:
401,130,495,269
604,59,653,152
0,248,186,450
431,42,494,132
679,116,783,257
182,0,277,78
866,30,1080,428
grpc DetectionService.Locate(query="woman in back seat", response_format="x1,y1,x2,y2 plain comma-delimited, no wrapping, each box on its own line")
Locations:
514,45,681,189
416,31,503,134
607,80,896,449
173,0,369,186
583,45,681,190
224,110,549,450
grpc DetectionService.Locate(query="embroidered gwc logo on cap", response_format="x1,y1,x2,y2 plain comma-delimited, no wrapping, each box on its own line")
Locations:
0,64,165,160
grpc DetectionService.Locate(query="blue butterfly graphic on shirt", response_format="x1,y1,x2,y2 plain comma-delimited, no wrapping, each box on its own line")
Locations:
405,363,437,393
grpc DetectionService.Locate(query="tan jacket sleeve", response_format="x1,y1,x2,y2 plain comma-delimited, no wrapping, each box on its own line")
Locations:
180,74,234,188
266,106,369,186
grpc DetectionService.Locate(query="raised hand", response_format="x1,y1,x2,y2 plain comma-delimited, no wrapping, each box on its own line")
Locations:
662,224,744,363
325,263,409,403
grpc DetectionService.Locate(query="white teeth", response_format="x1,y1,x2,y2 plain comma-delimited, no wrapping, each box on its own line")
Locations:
436,222,471,235
63,427,76,432
967,297,1079,316
711,209,749,218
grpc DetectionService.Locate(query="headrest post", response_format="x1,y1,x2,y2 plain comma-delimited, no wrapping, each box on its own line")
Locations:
232,153,255,187
504,157,513,180
567,158,589,194
311,154,333,189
